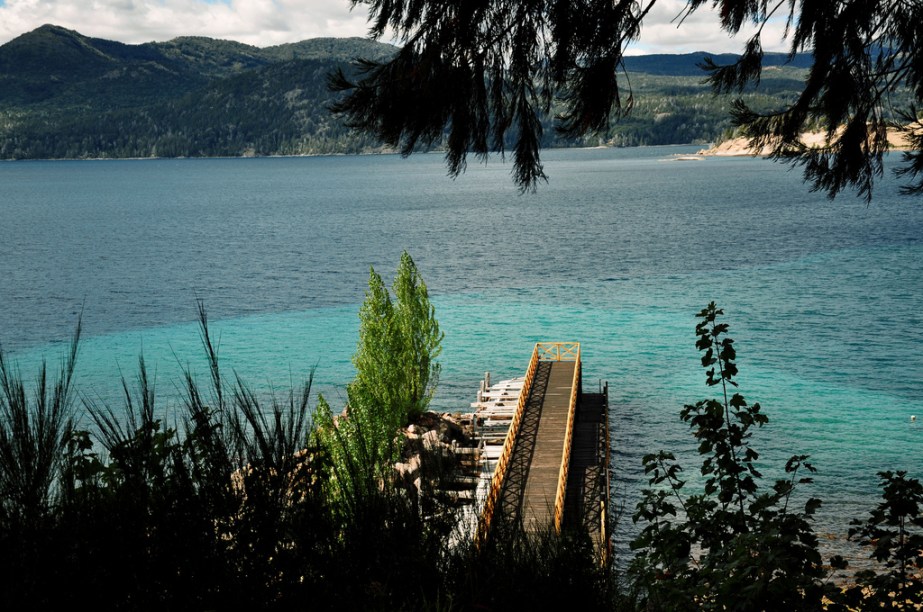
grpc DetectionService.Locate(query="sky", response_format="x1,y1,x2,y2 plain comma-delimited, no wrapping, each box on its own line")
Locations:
0,0,791,55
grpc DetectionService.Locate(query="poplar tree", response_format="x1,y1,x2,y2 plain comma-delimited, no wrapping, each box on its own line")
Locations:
392,250,443,420
349,266,403,440
349,250,442,428
316,251,442,500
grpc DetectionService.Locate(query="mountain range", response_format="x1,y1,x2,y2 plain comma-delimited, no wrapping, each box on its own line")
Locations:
0,24,814,159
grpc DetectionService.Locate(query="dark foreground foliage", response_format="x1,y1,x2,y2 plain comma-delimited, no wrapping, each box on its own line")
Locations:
1,301,920,610
629,303,923,611
0,304,619,611
630,303,830,609
336,0,923,200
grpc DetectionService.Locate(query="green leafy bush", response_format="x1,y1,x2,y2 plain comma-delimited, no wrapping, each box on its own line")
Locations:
630,302,830,610
315,250,443,506
836,470,923,609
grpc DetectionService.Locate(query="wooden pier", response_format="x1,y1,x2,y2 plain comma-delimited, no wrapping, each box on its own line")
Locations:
473,342,610,561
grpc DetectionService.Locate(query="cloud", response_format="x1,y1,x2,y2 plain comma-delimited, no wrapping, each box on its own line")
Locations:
629,0,792,55
0,0,372,46
0,0,793,53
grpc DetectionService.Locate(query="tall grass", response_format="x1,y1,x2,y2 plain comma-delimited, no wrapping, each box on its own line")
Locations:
0,307,621,610
0,319,80,607
0,323,78,518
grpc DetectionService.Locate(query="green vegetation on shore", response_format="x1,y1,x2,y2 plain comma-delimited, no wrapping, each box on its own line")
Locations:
0,25,396,159
315,252,443,511
0,24,826,160
1,258,920,609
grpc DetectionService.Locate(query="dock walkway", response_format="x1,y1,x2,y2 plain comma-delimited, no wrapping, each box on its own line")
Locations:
475,342,609,560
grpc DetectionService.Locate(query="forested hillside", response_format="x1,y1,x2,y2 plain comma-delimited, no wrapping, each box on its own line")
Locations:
0,25,814,159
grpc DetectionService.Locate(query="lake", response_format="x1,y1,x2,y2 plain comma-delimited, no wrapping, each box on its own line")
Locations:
2,146,921,560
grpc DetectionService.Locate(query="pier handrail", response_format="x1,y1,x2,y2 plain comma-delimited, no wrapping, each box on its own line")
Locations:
601,381,611,566
476,343,540,546
553,344,581,533
536,341,580,362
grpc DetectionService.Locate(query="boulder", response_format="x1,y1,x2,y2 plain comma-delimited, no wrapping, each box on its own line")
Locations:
422,429,441,452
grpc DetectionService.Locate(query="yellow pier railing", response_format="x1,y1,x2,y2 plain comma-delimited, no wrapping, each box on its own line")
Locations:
475,344,540,547
477,342,581,545
537,341,580,362
552,343,580,533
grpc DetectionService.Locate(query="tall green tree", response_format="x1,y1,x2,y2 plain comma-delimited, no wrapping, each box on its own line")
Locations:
392,250,443,420
349,250,443,428
332,0,923,200
315,251,442,504
349,266,404,438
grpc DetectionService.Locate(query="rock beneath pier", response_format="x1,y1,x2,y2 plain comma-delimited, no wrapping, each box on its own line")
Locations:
392,411,479,505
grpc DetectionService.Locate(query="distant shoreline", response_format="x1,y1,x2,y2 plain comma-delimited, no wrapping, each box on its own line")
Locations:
0,150,401,163
0,143,712,164
697,127,915,157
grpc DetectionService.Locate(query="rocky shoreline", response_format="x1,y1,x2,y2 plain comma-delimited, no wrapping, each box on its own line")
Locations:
393,411,481,507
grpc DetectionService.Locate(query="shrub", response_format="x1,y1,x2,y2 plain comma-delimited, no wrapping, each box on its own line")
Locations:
630,302,831,610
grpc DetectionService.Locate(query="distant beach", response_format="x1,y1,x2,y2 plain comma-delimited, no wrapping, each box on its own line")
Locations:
698,125,916,156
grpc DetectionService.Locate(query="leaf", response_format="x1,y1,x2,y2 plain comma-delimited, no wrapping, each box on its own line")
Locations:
805,497,822,515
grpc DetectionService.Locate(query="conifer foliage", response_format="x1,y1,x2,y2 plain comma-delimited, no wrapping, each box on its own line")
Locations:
334,0,923,199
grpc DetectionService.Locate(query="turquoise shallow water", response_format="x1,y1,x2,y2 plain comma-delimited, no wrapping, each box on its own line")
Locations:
2,147,922,558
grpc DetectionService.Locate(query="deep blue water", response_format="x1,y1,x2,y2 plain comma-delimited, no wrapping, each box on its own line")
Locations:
2,146,922,559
